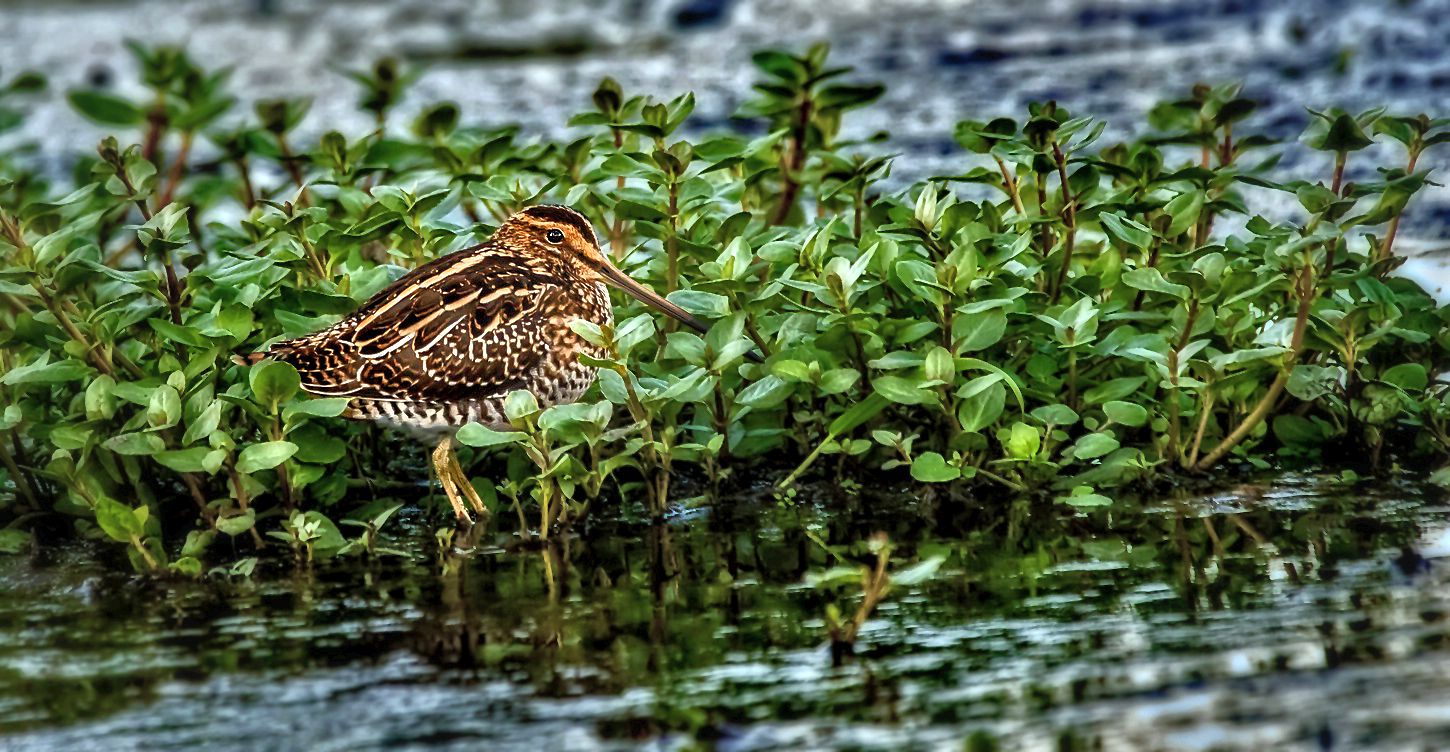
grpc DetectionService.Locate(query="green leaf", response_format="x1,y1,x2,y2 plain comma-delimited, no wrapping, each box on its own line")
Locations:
1060,491,1113,508
183,401,223,444
1164,190,1205,237
1031,404,1079,426
298,511,347,553
1073,433,1120,459
771,359,811,382
504,390,539,422
1083,377,1146,404
958,357,1026,412
154,447,215,473
170,556,203,577
236,441,298,473
872,375,939,406
957,382,1006,433
1099,212,1155,248
1430,466,1450,489
147,385,182,429
283,397,353,420
818,368,860,395
93,498,144,542
892,554,947,586
292,432,347,464
1003,422,1041,460
666,290,730,318
1286,365,1343,401
1121,268,1189,300
104,432,165,456
1303,110,1374,152
828,393,888,436
456,422,528,448
1381,363,1428,391
217,509,256,536
954,308,1006,351
910,452,961,483
1102,401,1148,427
249,360,300,412
67,90,143,125
2,357,92,385
737,375,793,410
1209,347,1290,371
1273,414,1325,447
0,529,30,555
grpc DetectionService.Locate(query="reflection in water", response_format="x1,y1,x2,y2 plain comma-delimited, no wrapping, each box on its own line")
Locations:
3,474,1450,750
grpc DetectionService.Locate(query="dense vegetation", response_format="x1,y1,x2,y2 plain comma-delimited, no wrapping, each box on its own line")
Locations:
0,43,1447,574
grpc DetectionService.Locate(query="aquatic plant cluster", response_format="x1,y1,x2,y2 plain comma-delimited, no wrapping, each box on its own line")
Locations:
0,43,1447,573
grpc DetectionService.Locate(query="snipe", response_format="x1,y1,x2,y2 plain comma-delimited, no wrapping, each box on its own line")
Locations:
237,205,709,524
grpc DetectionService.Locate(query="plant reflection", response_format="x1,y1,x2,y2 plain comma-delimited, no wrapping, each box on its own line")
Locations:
2,474,1448,749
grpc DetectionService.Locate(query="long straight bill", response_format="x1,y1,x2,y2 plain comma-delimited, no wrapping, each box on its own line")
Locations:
598,262,764,362
598,262,709,334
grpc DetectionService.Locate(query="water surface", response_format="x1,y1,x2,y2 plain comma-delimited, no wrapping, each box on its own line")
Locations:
3,473,1450,751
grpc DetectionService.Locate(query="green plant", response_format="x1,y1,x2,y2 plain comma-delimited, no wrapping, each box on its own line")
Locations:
2,42,1448,573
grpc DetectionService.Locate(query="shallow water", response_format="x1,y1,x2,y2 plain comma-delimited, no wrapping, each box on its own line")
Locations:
3,473,1450,751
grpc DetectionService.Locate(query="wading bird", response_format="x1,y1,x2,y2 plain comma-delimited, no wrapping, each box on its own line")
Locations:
237,205,711,524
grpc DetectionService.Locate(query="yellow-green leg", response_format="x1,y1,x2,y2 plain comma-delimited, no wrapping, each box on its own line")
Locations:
431,436,472,525
447,450,489,519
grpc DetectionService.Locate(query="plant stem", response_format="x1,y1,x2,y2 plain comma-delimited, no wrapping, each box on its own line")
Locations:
975,466,1026,492
993,155,1027,216
129,534,160,571
1067,349,1078,410
1186,391,1214,468
29,281,116,377
1380,148,1420,265
853,184,866,238
1034,172,1054,267
1130,237,1163,312
227,464,266,549
769,94,812,226
234,157,257,210
779,431,836,488
157,130,193,208
1166,297,1199,460
610,127,629,261
742,314,773,361
1193,259,1313,471
0,431,40,508
712,383,731,464
1323,236,1341,280
114,166,186,328
612,362,669,517
665,181,680,295
1050,142,1078,301
141,98,167,165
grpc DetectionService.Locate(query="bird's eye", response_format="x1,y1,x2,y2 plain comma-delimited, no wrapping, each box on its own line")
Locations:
545,229,565,244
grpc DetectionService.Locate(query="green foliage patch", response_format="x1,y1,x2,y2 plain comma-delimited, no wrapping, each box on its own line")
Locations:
1,44,1449,572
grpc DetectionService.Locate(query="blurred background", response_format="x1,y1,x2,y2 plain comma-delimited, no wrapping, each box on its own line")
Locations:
4,0,1448,256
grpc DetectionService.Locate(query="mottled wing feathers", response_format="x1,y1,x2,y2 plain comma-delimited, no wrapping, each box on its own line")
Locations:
265,246,562,402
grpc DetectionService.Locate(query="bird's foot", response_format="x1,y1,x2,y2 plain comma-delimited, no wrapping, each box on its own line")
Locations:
431,437,474,526
447,452,490,520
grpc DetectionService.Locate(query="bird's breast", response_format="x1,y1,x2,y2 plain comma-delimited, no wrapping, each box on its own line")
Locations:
530,280,612,407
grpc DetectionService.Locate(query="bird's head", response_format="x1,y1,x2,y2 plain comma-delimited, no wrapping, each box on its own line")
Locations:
496,205,711,337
